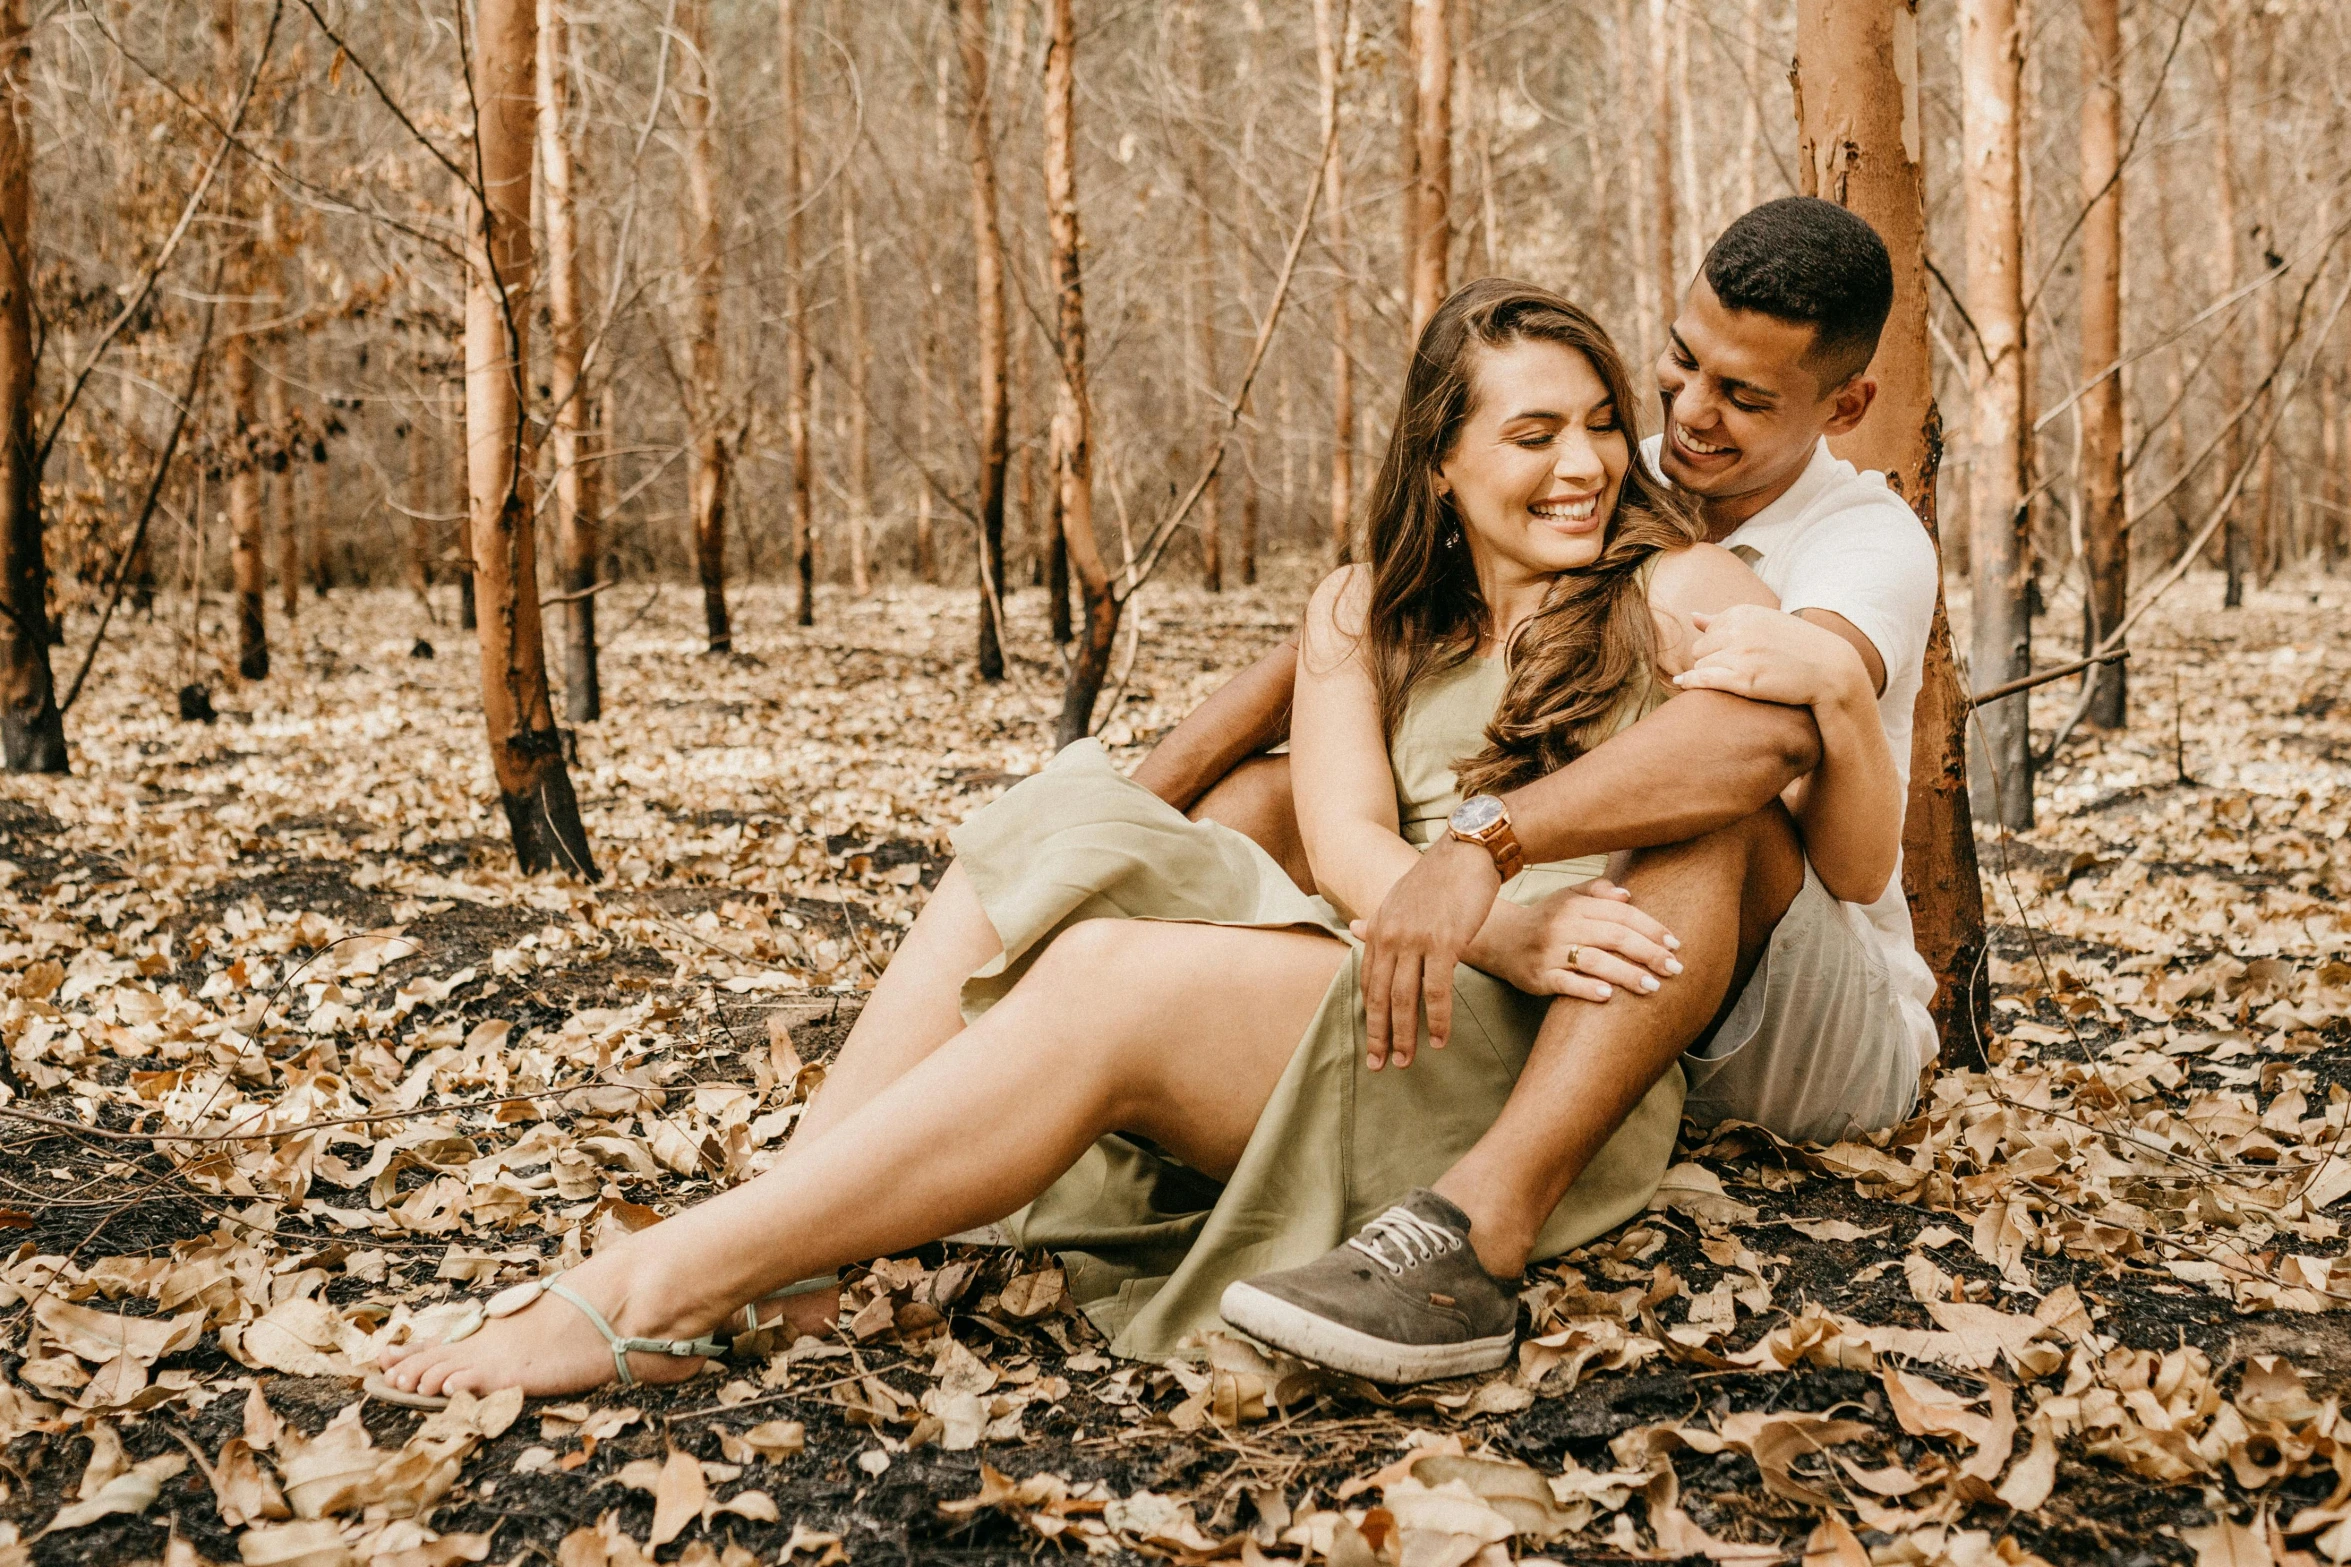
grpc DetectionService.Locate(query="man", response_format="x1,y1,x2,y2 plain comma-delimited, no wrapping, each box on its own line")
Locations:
1160,198,1943,1380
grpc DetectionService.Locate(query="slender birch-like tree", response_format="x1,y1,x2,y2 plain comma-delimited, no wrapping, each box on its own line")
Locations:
465,0,596,877
2080,0,2127,728
681,0,730,653
1962,0,2033,830
1047,0,1111,747
219,0,268,681
1314,0,1353,560
538,0,599,718
955,0,1009,677
1406,0,1449,334
780,0,814,626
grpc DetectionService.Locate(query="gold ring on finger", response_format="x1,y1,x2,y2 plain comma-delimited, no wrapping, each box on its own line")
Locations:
1565,944,1583,970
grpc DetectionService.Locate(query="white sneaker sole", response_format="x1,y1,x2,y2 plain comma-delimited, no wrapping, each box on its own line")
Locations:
1218,1281,1515,1383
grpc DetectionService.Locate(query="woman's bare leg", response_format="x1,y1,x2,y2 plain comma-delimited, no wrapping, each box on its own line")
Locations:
791,861,998,1145
380,920,1345,1399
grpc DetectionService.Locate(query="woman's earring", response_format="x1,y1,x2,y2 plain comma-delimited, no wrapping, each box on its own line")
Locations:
1443,521,1464,550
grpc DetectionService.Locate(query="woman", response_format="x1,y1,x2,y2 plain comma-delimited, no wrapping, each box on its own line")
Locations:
375,281,1896,1400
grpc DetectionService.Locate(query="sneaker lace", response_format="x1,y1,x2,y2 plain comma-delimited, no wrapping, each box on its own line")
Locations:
1346,1207,1462,1277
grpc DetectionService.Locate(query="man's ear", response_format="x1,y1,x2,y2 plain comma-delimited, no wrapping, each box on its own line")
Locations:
1822,373,1877,437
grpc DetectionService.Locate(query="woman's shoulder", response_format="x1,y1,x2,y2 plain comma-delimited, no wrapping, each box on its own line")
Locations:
1302,564,1373,654
1642,540,1774,615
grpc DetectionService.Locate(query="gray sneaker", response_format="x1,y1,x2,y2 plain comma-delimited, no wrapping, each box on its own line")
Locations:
1218,1189,1518,1382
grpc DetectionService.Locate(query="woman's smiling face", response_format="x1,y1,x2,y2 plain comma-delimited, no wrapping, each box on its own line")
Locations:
1436,337,1628,581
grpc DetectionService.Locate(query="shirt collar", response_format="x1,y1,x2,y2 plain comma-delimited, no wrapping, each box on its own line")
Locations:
1714,438,1840,561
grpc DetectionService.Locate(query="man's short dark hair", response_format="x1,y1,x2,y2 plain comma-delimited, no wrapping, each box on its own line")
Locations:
1701,197,1894,389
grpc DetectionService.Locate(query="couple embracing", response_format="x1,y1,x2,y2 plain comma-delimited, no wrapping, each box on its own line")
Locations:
377,196,1942,1401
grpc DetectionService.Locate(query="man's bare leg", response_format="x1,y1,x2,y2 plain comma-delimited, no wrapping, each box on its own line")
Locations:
1433,805,1806,1277
1187,753,1311,892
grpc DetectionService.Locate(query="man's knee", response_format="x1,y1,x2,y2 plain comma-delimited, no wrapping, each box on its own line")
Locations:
1189,755,1313,893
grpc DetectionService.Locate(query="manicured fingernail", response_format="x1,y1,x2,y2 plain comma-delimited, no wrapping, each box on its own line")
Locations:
1594,983,1612,998
1366,1055,1381,1071
1665,958,1684,976
1641,975,1660,993
1665,935,1681,950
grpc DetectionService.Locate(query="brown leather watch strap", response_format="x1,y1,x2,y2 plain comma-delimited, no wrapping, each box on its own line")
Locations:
1486,820,1526,882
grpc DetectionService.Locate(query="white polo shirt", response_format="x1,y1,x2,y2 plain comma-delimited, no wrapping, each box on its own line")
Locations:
1643,434,1943,1074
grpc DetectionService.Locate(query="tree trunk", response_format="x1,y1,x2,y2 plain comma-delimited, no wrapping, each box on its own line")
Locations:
1795,0,1988,1060
1961,0,2032,831
1737,0,1760,213
841,178,873,597
780,0,815,626
406,418,434,609
0,0,57,772
1046,0,1111,749
1182,0,1222,592
465,0,596,878
539,0,598,718
2210,9,2245,607
267,364,297,625
1648,0,1677,313
1314,0,1353,560
2079,0,2126,729
1407,0,1449,334
955,0,1010,678
219,0,265,682
679,0,730,653
915,325,937,583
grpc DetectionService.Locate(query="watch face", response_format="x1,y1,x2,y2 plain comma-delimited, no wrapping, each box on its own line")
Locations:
1450,794,1504,834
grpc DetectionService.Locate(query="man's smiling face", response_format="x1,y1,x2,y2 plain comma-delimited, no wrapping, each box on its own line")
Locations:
1654,275,1871,530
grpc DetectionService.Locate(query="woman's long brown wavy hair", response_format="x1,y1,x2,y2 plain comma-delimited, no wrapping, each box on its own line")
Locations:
1359,278,1701,797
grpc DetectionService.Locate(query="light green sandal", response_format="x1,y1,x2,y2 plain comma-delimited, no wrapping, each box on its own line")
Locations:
361,1270,837,1410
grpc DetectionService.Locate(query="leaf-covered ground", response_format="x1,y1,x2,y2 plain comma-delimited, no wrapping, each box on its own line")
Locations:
3,566,2351,1567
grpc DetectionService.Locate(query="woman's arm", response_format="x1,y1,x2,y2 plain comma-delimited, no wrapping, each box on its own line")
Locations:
1289,567,1423,923
1666,601,1902,904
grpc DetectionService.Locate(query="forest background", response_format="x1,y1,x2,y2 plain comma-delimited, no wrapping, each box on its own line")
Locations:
0,0,2350,1564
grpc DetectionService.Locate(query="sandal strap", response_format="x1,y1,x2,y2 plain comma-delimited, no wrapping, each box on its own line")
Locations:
544,1280,730,1390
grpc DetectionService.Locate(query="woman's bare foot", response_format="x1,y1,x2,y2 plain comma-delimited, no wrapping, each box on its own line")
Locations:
375,1244,717,1401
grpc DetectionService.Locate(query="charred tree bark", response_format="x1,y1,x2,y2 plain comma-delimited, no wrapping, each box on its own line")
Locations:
540,0,599,718
2080,0,2126,729
955,0,1009,677
681,0,730,653
1795,0,1988,1060
1961,0,2032,830
465,0,596,879
1047,0,1111,748
1314,0,1353,560
1406,0,1449,334
780,0,814,626
0,0,58,773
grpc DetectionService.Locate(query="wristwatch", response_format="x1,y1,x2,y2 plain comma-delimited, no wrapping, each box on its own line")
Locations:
1446,794,1525,881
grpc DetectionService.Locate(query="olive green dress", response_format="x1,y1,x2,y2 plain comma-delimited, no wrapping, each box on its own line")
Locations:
950,655,1683,1361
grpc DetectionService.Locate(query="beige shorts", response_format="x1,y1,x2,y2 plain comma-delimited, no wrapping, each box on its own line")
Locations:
1681,862,1920,1145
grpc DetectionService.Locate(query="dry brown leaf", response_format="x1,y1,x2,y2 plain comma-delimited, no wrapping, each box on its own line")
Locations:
647,1448,708,1548
1996,1416,2059,1511
235,1518,353,1567
1801,1514,1872,1567
2182,1515,2276,1567
214,1437,292,1527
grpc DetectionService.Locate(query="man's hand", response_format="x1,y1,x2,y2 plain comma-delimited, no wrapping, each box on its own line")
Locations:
1350,836,1498,1071
1479,881,1682,999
